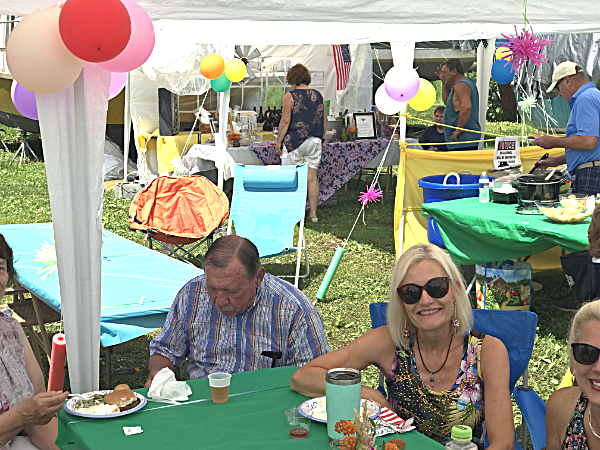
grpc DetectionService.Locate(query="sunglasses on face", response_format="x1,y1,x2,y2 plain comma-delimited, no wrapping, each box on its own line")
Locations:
572,343,600,366
397,277,451,305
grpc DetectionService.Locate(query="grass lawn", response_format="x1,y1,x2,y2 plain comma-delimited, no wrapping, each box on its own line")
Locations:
0,146,574,438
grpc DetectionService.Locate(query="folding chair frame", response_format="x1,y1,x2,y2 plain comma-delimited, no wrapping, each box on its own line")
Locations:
145,230,214,267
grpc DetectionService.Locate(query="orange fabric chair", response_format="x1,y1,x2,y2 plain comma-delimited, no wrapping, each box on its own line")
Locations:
129,175,229,265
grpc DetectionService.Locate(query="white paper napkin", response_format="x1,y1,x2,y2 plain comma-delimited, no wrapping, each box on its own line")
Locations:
147,368,192,402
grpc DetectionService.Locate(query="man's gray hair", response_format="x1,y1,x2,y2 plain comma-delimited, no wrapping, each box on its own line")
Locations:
204,235,262,279
443,58,465,75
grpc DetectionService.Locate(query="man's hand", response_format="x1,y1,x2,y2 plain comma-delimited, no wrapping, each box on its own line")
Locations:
19,391,69,426
427,146,438,152
145,355,177,387
452,129,461,142
435,65,446,84
274,141,282,156
534,155,562,171
531,133,557,150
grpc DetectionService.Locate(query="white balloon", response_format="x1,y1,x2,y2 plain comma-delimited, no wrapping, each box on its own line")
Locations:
375,85,404,116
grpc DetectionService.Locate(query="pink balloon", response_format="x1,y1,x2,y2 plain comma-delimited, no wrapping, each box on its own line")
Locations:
97,0,155,72
11,80,38,120
384,66,420,102
109,72,128,99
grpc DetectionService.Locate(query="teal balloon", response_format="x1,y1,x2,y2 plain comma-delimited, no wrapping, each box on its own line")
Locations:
211,74,231,92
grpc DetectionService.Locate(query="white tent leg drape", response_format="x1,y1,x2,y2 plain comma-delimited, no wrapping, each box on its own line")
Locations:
476,39,495,149
390,41,415,257
35,64,110,393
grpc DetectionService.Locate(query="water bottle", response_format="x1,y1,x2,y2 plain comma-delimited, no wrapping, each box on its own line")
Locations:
479,172,490,203
445,425,478,450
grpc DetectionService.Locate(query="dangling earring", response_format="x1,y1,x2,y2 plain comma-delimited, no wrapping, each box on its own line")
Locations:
451,300,460,332
404,319,410,338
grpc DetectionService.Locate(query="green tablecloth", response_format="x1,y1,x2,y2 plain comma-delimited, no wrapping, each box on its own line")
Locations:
57,367,442,450
422,197,590,265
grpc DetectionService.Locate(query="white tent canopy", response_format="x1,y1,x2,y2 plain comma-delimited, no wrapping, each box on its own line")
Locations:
1,0,600,392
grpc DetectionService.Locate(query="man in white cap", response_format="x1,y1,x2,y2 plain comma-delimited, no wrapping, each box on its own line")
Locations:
532,62,600,195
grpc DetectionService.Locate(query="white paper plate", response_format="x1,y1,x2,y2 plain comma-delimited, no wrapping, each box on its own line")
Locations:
298,397,380,423
64,390,147,419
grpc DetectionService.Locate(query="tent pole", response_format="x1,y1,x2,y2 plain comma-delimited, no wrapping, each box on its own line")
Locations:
477,39,495,149
123,72,131,180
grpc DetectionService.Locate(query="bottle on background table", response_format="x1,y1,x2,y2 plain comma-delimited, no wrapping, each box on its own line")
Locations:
445,426,478,450
479,172,490,203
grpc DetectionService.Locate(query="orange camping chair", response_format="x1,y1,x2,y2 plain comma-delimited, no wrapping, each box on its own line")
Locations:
129,175,229,266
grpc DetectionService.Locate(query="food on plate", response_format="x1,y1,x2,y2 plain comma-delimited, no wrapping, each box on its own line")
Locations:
306,398,377,421
73,389,141,415
540,206,592,223
113,384,130,391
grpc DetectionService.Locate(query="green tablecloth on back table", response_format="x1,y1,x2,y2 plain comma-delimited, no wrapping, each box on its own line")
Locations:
422,197,590,265
58,366,443,450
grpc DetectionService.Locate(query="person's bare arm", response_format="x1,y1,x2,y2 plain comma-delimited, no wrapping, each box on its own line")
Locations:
19,324,67,450
479,336,515,450
275,93,293,155
435,65,450,104
290,326,395,408
531,133,598,152
545,386,580,450
531,150,567,171
451,82,472,141
145,354,177,387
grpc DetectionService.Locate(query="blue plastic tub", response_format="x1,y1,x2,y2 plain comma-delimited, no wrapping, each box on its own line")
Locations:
418,173,488,248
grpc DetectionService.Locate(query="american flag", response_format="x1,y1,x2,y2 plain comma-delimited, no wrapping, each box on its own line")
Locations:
333,44,351,90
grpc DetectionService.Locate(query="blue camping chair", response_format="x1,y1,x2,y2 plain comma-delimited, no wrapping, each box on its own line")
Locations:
227,163,309,287
369,303,541,450
513,385,547,450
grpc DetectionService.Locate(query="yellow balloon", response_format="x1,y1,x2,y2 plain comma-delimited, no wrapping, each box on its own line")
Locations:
407,78,436,112
225,58,247,83
496,47,512,62
200,53,225,80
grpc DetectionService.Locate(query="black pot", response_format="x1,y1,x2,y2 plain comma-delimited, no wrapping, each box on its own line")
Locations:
511,171,567,205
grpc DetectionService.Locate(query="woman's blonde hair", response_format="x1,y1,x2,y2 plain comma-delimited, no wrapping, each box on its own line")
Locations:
387,244,473,349
568,299,600,373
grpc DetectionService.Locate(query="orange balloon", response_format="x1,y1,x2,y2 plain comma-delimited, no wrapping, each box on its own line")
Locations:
200,53,225,80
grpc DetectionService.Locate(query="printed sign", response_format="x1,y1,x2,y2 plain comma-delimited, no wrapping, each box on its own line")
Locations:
494,136,521,168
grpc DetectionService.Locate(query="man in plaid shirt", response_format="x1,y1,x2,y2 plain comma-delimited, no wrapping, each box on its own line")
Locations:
145,235,330,385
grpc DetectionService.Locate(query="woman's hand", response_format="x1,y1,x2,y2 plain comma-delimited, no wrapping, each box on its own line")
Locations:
275,141,282,156
361,385,391,410
19,391,69,426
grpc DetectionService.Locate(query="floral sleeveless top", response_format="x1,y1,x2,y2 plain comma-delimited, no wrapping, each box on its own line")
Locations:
385,331,486,446
562,393,589,450
0,312,35,450
283,89,324,152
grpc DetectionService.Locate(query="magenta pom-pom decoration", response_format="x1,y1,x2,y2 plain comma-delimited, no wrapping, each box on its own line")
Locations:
498,26,553,73
358,185,383,207
384,66,420,102
11,80,38,120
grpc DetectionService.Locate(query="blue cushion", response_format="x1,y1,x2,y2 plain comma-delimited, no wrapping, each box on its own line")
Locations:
243,167,298,189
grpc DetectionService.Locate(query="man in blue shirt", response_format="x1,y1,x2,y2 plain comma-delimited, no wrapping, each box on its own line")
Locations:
145,235,330,385
436,59,481,151
533,62,600,195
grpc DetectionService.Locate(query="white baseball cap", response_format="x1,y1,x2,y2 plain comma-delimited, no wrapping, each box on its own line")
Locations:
546,61,583,93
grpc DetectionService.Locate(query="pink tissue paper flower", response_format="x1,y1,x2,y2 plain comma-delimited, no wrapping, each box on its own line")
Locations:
358,185,382,207
499,26,553,72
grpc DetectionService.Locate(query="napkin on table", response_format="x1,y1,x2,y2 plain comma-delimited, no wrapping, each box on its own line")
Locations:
147,368,192,402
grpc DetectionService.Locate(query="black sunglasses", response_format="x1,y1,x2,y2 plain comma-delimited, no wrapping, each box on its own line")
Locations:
397,277,451,305
572,343,600,366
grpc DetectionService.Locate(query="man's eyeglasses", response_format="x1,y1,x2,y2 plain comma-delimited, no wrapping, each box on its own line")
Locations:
397,277,451,305
572,343,600,366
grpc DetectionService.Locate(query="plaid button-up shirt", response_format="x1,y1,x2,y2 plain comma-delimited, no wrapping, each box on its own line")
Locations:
150,273,330,379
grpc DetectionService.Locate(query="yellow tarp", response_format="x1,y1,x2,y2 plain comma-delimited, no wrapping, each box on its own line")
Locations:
137,131,276,173
393,145,567,270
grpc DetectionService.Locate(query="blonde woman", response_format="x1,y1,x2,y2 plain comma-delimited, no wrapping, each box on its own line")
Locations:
546,300,600,450
291,244,514,448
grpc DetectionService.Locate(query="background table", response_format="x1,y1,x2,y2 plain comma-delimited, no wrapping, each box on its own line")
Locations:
250,138,392,205
58,367,443,450
0,223,202,386
422,198,589,265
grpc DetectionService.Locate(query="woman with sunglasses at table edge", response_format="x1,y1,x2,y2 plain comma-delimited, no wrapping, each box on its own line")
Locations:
546,300,600,450
0,233,69,450
291,243,514,449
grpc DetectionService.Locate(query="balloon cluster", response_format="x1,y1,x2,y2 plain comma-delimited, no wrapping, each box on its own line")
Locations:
375,66,436,115
6,0,155,119
200,53,248,93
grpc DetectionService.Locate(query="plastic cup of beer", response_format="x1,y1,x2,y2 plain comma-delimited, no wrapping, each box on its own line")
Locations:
208,373,231,404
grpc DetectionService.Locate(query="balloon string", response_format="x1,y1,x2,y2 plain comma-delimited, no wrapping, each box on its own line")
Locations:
181,91,210,158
